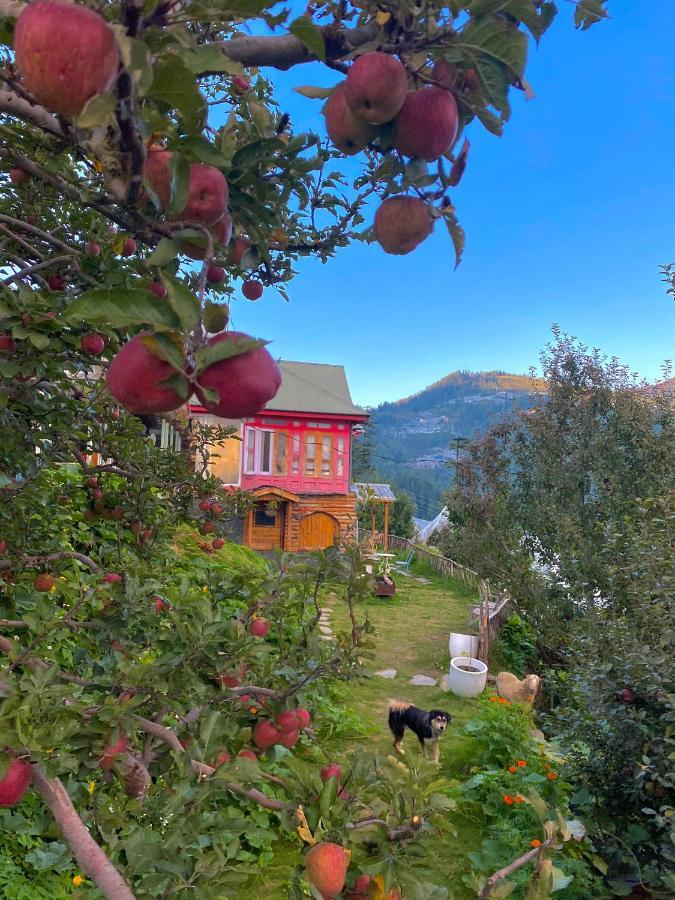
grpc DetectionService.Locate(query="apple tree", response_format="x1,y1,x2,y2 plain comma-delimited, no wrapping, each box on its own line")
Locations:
0,0,609,896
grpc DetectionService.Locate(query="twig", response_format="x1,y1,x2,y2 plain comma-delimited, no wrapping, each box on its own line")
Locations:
479,841,551,899
2,254,73,285
0,550,102,574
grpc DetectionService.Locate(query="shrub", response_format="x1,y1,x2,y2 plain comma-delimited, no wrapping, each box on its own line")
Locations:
497,613,538,677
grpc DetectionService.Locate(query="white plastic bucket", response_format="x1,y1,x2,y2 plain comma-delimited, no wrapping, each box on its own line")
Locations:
448,656,488,698
449,633,479,659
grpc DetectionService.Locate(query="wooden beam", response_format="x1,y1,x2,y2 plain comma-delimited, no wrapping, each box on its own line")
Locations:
383,502,389,551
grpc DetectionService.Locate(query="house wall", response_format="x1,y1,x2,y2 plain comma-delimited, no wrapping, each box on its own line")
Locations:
240,413,356,496
287,492,358,551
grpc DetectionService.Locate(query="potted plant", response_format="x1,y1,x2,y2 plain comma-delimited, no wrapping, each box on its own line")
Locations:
373,574,395,597
448,656,488,698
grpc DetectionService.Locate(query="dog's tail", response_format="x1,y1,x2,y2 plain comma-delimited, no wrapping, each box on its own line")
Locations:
388,699,412,713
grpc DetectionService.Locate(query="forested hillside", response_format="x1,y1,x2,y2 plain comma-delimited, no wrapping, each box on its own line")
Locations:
364,371,545,519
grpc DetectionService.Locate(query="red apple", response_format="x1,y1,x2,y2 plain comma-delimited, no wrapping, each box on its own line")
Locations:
295,708,311,729
323,83,377,155
0,335,16,353
148,280,167,299
111,506,124,521
0,541,6,554
214,673,240,688
14,0,119,119
374,196,434,255
199,522,215,535
34,573,54,592
92,488,104,501
233,75,250,94
183,213,233,261
102,573,123,584
106,333,186,415
347,875,372,898
47,274,65,291
618,688,636,703
153,595,168,613
195,330,281,418
120,237,137,256
392,87,459,161
230,236,251,266
215,750,231,766
143,146,173,208
83,509,96,523
250,618,270,638
242,279,263,301
143,528,153,541
9,168,29,185
85,241,101,256
253,720,281,750
345,52,408,124
199,500,211,512
100,735,128,770
212,538,225,550
277,710,300,734
320,763,342,782
81,333,105,356
207,265,226,284
304,842,349,898
210,502,223,516
237,749,257,761
432,58,458,91
278,729,299,749
0,757,32,807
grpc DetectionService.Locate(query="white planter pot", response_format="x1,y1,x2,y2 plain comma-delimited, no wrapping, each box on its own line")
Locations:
448,656,488,698
449,632,479,659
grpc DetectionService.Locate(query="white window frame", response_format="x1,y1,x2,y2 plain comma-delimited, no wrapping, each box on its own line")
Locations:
244,427,276,475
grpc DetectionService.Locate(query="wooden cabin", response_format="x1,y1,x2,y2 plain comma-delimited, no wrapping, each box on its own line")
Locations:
191,361,368,552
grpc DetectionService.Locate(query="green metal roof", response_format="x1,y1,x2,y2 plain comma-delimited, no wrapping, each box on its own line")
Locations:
266,361,366,417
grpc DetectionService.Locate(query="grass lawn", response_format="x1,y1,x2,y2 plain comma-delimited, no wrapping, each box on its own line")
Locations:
240,558,492,898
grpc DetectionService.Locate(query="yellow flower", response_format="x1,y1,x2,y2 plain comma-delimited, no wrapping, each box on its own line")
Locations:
87,781,96,795
72,874,85,887
49,585,57,593
201,586,208,593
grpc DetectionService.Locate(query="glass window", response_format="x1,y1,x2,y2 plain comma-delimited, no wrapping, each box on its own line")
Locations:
259,430,273,474
245,428,255,473
291,435,300,474
305,435,316,476
275,433,287,476
337,437,345,476
254,506,276,527
321,435,332,476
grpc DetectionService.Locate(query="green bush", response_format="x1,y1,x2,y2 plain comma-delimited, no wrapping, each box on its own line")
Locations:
497,613,538,677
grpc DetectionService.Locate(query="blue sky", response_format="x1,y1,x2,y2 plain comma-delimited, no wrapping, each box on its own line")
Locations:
227,1,675,407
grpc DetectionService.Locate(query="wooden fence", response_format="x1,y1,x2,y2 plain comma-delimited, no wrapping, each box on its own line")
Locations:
360,529,510,662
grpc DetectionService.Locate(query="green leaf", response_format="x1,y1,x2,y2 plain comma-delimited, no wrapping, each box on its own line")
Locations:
150,54,207,134
76,92,117,129
319,771,338,821
147,238,180,266
179,137,230,169
194,336,265,374
460,15,528,78
491,882,517,899
65,289,180,330
158,371,191,400
142,333,186,373
550,865,573,893
442,207,465,270
591,854,608,875
26,332,50,350
114,30,154,95
294,85,334,100
183,44,242,76
163,277,200,331
203,302,229,334
168,153,191,217
289,16,326,61
574,0,609,30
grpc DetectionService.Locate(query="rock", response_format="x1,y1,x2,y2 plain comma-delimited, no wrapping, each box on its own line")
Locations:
530,729,546,742
374,668,397,679
496,672,541,703
409,675,437,687
319,625,333,635
440,674,451,692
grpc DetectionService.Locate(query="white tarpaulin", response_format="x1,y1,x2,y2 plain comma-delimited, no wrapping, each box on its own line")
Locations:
415,507,449,543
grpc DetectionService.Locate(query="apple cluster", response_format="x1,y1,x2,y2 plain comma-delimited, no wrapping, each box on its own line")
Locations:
323,52,460,256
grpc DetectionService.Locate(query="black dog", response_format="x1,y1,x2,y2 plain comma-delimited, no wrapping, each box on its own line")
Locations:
388,700,451,764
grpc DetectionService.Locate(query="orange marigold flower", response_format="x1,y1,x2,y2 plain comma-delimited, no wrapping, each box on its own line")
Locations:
514,795,525,803
497,697,510,704
72,875,85,887
489,696,498,702
508,765,517,774
517,760,527,768
503,795,514,805
547,771,557,780
531,839,542,848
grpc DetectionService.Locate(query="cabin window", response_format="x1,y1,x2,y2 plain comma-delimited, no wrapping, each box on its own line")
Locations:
275,432,288,476
254,506,277,527
337,437,345,477
244,428,276,475
291,435,301,474
305,435,316,476
321,435,332,476
307,421,331,429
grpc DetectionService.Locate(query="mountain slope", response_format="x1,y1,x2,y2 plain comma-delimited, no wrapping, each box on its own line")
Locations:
366,371,544,519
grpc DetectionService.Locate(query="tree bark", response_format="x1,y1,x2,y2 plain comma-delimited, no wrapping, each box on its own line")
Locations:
32,769,136,900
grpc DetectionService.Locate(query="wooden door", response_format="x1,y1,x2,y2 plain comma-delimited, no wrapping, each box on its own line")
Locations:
298,512,339,550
